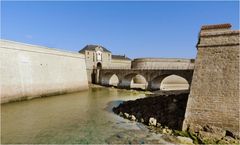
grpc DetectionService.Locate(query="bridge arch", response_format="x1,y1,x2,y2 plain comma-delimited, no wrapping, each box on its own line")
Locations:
150,74,190,91
109,74,119,87
101,72,120,86
160,75,189,90
120,73,148,90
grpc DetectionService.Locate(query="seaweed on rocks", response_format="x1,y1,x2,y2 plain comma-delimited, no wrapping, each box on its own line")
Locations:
113,93,189,130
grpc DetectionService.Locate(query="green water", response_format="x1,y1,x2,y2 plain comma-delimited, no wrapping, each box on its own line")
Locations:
1,87,148,144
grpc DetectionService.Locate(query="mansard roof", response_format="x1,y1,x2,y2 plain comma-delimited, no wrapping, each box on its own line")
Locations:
79,44,111,53
112,54,131,60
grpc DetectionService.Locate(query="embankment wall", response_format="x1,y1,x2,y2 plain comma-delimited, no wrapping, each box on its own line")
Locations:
0,40,89,103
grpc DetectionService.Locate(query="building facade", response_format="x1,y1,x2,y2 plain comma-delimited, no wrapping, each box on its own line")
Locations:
79,45,131,83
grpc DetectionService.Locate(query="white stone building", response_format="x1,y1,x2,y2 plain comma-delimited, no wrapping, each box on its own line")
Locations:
79,44,131,83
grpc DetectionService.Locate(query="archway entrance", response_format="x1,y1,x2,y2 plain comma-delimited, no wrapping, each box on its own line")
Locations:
160,75,189,90
97,62,102,69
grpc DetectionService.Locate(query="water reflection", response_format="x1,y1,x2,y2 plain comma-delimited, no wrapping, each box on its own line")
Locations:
1,87,147,144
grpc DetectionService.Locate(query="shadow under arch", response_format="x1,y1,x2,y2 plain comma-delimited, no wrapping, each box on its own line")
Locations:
150,74,190,91
101,72,120,87
121,73,148,90
160,75,189,90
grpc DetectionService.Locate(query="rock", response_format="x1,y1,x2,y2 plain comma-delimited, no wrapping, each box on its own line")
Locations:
129,115,136,121
173,98,178,102
203,125,226,137
218,136,240,144
162,128,172,134
176,136,193,144
188,123,203,133
124,113,129,118
149,117,157,126
198,131,222,144
136,112,142,118
140,118,144,123
156,123,161,128
225,130,239,139
116,133,124,139
119,112,123,116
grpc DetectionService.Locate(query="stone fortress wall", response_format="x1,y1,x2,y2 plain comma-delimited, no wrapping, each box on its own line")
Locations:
110,59,132,69
183,24,240,135
0,39,89,103
132,58,195,70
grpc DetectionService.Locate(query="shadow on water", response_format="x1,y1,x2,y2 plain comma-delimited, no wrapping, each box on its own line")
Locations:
104,100,124,113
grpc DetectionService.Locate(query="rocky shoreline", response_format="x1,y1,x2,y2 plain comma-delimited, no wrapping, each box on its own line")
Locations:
113,92,240,144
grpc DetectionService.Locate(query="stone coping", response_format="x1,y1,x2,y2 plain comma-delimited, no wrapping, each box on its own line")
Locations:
201,23,232,30
1,39,85,59
133,58,195,63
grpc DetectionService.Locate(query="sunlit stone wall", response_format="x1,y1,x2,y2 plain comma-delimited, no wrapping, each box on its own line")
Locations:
131,58,195,70
183,24,240,135
0,40,89,103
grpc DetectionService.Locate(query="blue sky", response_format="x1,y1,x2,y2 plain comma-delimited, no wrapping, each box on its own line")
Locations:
1,1,239,59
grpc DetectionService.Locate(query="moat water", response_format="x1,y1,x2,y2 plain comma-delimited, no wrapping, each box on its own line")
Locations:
1,86,151,144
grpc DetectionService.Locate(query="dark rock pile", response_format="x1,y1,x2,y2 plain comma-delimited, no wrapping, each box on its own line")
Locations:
113,93,189,130
112,93,240,144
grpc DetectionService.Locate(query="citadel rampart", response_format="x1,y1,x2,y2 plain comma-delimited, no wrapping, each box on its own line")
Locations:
132,58,194,70
0,40,89,103
183,24,240,136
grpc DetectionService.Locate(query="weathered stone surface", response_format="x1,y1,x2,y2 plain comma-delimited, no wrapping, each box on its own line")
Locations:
176,136,193,144
100,69,193,91
113,93,189,129
123,112,129,118
198,131,223,144
203,125,226,138
188,123,203,133
0,40,89,103
131,58,194,70
129,115,136,121
149,117,157,126
218,136,240,144
183,24,240,136
162,128,173,134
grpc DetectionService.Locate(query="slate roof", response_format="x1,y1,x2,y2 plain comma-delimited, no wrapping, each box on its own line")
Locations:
79,45,111,53
112,55,131,60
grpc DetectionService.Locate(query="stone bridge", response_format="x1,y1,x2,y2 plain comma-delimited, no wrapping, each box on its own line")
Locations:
99,69,194,91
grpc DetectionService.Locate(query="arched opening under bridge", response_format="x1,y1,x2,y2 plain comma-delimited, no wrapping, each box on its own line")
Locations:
101,73,119,87
160,75,189,91
130,74,148,90
109,74,119,87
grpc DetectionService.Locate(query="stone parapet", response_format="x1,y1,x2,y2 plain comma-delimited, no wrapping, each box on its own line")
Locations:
199,30,240,47
132,58,195,70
